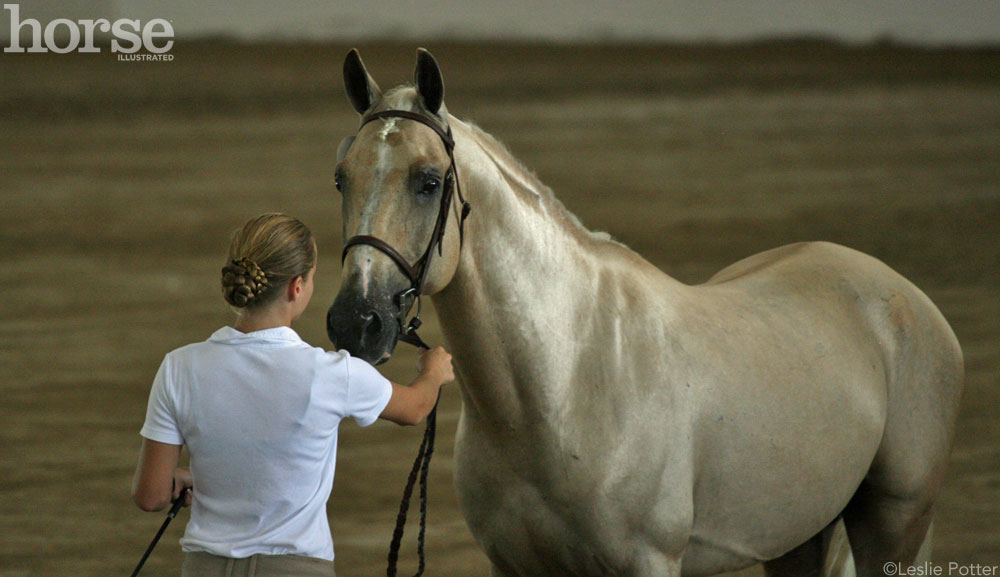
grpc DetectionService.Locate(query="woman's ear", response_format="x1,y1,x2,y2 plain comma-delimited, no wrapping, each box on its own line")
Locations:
286,275,304,300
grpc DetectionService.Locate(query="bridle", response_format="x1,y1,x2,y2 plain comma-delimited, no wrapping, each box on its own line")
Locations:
340,109,471,349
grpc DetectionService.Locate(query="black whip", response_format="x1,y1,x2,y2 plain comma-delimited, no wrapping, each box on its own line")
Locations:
386,393,439,577
129,488,190,577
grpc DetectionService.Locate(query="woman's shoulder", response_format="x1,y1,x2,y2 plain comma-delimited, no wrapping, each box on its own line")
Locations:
157,327,248,367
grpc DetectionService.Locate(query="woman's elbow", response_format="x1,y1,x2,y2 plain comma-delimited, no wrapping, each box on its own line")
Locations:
132,488,168,512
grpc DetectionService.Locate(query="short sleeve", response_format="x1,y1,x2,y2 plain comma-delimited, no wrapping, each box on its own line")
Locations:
346,355,393,427
140,356,184,445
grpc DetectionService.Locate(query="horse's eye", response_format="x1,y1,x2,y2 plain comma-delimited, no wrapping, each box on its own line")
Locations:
420,178,440,196
334,171,343,192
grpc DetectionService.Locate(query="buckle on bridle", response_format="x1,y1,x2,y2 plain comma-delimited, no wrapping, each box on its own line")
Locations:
395,287,428,348
396,287,421,324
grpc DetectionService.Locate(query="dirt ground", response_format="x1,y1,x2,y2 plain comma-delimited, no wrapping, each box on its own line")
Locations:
1,41,997,576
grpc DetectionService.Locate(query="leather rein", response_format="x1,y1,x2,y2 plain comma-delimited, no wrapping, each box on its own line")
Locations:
340,109,471,349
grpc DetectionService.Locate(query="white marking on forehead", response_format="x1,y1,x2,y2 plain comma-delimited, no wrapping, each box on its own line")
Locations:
355,130,396,292
377,117,400,140
357,137,393,234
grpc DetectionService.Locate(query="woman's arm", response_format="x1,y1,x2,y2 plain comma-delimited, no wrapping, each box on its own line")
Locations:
131,438,192,511
380,346,454,426
381,378,442,426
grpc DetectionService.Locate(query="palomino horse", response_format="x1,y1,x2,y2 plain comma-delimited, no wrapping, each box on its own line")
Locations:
326,49,964,577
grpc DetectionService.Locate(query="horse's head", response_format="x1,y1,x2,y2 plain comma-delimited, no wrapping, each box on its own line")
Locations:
327,49,467,364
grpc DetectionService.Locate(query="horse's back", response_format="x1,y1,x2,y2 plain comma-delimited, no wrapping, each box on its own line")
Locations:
707,241,962,383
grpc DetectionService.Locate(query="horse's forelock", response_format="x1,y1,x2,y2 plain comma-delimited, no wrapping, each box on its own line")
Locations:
374,85,450,125
379,85,420,111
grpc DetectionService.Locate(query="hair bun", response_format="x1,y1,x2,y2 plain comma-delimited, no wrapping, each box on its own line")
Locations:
221,257,271,308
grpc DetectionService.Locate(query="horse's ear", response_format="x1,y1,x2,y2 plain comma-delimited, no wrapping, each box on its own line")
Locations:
343,48,381,114
414,48,444,116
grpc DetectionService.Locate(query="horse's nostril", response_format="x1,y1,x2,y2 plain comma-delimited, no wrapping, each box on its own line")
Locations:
362,310,383,339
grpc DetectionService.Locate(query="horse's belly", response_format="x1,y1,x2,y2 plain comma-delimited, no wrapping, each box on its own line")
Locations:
687,357,885,569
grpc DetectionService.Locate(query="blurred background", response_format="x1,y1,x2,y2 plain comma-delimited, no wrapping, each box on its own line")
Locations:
4,0,1000,44
1,1,998,576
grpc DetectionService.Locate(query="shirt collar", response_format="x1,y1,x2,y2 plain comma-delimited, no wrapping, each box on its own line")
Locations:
209,325,305,346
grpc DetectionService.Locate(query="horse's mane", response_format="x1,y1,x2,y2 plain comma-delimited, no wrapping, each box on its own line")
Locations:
461,119,618,246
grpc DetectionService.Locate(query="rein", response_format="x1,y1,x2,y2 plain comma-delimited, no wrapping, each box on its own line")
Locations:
340,109,470,576
341,109,471,349
386,390,440,577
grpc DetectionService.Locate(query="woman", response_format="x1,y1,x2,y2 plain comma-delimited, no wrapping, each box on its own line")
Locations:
132,213,454,576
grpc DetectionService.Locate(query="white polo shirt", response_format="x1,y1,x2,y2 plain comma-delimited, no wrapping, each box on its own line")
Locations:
140,326,393,561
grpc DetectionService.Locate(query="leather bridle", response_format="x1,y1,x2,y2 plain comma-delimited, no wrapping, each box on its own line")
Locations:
340,109,471,349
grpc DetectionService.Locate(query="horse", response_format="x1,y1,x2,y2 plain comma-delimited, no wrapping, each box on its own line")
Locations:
326,48,964,577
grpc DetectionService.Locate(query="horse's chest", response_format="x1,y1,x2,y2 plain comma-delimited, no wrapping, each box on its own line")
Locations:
453,425,649,576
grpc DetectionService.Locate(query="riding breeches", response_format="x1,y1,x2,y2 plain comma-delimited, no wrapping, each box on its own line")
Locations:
181,552,336,577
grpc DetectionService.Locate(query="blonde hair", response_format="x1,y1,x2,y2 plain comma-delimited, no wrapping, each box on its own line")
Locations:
221,213,316,309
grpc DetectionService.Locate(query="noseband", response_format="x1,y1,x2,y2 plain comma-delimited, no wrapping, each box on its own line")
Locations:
341,109,471,349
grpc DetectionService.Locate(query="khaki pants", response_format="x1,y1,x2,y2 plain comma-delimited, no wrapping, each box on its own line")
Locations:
182,552,336,577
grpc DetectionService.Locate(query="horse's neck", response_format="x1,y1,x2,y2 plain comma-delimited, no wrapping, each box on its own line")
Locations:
433,120,597,429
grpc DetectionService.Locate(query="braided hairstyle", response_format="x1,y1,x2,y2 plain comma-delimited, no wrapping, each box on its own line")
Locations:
221,213,316,310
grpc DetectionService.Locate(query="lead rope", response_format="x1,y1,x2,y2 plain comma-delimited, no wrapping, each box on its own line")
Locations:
386,391,440,577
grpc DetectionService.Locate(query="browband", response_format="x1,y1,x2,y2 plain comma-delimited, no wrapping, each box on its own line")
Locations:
360,109,455,150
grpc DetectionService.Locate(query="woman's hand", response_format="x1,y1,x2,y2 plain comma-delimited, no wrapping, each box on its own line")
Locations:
172,468,193,507
418,346,455,386
381,346,455,426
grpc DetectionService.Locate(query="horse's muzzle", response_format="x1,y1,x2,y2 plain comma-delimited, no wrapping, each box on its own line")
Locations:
326,285,402,365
